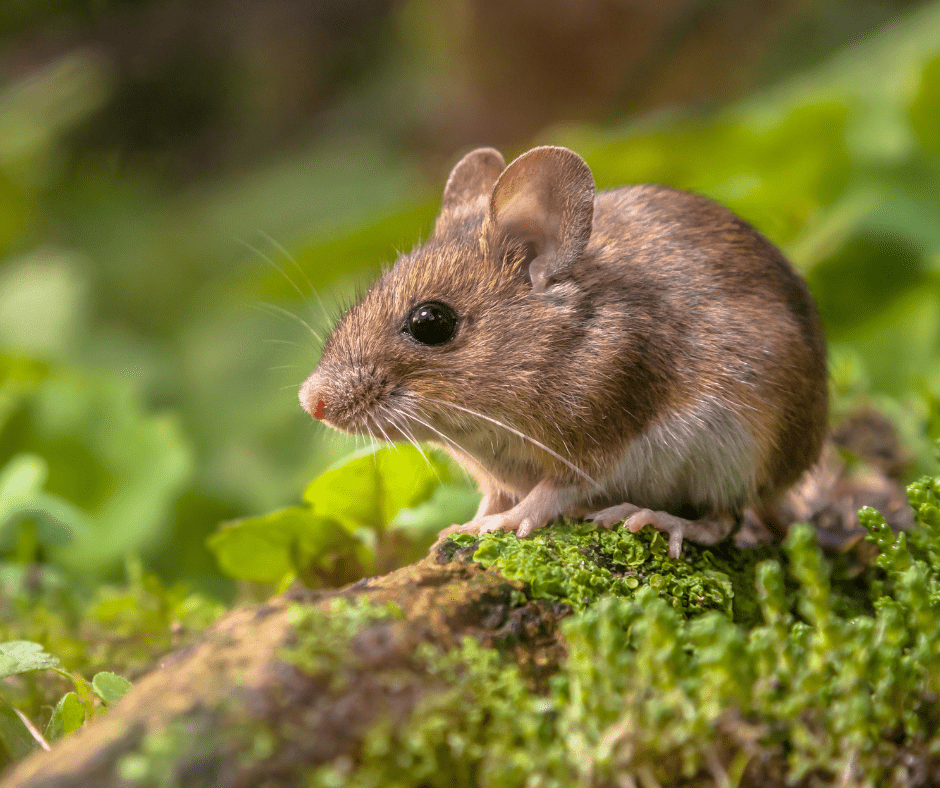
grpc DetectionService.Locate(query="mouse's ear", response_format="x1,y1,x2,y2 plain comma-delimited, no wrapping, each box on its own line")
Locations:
484,146,594,293
434,148,506,236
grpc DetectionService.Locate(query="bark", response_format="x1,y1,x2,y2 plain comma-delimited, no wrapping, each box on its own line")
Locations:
0,546,569,788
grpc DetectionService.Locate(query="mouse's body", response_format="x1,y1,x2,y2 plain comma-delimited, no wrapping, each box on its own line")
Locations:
300,146,827,557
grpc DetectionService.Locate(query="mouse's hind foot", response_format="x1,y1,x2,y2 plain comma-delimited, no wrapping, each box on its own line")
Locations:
587,504,734,558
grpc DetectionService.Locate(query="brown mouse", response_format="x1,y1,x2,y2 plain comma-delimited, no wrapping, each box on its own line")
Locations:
299,146,828,557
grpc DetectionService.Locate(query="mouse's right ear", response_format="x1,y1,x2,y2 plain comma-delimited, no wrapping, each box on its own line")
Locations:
434,148,506,236
483,146,595,294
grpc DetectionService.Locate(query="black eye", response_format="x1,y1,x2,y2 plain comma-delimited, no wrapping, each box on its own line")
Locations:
404,301,458,346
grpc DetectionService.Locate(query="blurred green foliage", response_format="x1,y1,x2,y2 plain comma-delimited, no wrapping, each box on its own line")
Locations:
0,0,939,774
0,355,192,574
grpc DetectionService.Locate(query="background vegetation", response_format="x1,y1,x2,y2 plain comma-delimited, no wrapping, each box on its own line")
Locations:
1,0,940,772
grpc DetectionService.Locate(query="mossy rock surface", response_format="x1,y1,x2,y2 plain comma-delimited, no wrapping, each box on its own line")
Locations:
3,478,940,788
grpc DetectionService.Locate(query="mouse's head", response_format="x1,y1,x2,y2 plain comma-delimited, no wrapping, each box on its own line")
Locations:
299,146,597,474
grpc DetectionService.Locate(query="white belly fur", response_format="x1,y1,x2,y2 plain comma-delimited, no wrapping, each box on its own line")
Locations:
601,395,759,513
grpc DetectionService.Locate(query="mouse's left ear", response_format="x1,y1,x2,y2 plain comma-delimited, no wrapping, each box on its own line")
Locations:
435,148,506,236
484,146,595,293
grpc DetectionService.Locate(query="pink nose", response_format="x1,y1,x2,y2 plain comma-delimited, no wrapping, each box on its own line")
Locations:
299,374,328,421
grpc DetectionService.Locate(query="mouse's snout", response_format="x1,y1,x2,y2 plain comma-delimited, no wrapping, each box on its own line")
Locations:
299,363,393,435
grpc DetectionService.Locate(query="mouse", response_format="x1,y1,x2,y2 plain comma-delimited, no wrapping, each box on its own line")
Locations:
299,145,828,558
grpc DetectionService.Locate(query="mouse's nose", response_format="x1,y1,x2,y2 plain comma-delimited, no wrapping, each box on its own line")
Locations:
299,372,328,421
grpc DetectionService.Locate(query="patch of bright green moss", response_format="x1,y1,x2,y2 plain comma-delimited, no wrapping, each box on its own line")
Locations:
453,520,775,622
308,472,940,788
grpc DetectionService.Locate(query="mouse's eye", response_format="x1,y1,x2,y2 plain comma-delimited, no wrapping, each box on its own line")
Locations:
404,301,458,346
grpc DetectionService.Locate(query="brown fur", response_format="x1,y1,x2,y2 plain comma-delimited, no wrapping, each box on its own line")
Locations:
300,146,827,546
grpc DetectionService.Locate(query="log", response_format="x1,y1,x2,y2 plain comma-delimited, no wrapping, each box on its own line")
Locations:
0,547,573,788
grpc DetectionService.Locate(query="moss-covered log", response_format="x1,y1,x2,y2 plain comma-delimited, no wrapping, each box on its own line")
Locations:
0,522,780,788
2,438,937,788
0,545,576,788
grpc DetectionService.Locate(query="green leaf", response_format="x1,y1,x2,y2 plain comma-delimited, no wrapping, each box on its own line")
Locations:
208,507,358,584
44,692,85,741
0,640,59,679
0,703,35,766
303,444,451,533
806,232,926,337
91,672,132,706
209,444,458,585
0,250,90,359
910,53,940,154
390,483,480,535
0,355,48,430
66,671,97,721
0,453,85,556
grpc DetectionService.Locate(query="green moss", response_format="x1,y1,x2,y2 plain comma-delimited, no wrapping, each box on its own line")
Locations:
311,638,538,788
307,472,940,788
116,711,278,788
460,519,776,623
281,595,403,688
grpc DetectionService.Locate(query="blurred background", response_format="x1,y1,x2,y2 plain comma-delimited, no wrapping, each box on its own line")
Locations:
1,0,939,616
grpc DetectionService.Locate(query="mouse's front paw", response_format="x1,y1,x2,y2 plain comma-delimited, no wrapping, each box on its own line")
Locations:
459,511,546,538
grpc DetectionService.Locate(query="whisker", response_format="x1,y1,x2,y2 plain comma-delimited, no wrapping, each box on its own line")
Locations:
240,237,326,329
371,416,398,452
419,395,600,489
254,302,324,344
257,230,332,326
385,408,430,464
385,411,444,485
396,404,477,465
